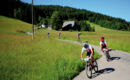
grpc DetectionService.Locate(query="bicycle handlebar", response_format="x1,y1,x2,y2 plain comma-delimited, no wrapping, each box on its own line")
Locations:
81,57,92,61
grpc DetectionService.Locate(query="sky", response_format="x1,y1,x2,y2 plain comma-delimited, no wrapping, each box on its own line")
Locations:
21,0,130,22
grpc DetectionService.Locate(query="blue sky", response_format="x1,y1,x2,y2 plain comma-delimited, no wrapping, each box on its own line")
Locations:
21,0,130,22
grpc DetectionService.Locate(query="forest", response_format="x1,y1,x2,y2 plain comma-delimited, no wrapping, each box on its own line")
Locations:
0,0,130,31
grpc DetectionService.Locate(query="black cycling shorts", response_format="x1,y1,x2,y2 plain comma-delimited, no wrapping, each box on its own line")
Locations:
86,48,94,57
86,52,91,57
102,45,106,48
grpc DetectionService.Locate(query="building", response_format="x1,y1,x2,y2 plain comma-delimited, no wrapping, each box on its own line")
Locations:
62,21,75,30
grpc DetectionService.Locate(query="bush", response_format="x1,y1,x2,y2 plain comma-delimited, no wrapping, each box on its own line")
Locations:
77,21,94,31
51,11,63,30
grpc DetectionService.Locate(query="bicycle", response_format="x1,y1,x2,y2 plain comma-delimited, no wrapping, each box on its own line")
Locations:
103,48,111,61
81,57,98,78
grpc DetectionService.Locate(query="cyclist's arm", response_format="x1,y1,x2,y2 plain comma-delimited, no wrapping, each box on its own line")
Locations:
105,43,109,50
100,45,102,51
100,42,103,51
80,52,83,59
90,48,93,57
81,48,84,59
105,40,109,50
89,45,93,57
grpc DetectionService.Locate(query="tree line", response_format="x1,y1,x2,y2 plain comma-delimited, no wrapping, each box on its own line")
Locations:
0,0,130,31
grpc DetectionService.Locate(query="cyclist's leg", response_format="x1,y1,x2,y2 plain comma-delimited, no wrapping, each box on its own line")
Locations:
86,52,91,58
86,52,91,63
92,48,95,61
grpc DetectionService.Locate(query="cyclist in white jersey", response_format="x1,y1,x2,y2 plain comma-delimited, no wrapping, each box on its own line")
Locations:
81,43,94,60
100,37,108,51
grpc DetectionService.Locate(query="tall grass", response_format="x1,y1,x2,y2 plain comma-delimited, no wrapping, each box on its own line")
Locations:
0,16,101,80
0,34,100,80
51,21,130,53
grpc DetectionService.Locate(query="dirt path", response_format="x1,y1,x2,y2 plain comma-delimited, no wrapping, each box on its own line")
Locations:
59,40,130,80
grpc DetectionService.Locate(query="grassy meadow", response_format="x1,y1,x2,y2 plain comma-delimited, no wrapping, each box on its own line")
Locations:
0,16,101,80
49,21,130,53
1,15,130,80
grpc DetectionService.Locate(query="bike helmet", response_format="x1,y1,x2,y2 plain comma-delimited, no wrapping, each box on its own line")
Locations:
101,36,104,42
83,42,88,47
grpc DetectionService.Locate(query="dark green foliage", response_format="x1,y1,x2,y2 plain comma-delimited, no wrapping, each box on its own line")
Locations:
38,16,50,27
51,11,63,30
77,21,94,31
0,0,130,31
91,26,95,32
43,18,50,27
14,8,23,19
37,16,43,26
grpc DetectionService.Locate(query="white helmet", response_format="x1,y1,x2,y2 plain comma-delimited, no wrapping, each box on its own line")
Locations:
83,42,88,47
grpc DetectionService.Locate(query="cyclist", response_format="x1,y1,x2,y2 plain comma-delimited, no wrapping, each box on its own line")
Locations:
58,32,61,39
77,32,80,41
100,36,109,52
80,42,94,61
47,32,50,37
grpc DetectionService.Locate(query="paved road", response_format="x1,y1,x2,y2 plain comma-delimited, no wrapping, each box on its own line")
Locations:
60,40,130,80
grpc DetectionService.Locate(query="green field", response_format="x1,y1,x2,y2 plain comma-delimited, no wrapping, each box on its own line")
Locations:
0,16,101,80
50,21,130,53
1,15,130,80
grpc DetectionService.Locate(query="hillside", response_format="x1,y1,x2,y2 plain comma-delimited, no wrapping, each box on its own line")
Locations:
0,16,32,34
0,0,130,31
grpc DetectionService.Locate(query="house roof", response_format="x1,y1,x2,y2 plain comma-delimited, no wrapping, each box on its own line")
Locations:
62,21,75,28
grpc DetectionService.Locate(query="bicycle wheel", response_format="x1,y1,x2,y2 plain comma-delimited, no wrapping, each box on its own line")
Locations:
104,51,109,61
93,60,98,73
108,53,111,59
85,63,92,78
106,53,110,62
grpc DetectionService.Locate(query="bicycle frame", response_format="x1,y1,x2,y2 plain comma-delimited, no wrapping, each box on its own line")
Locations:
83,58,94,67
103,48,110,61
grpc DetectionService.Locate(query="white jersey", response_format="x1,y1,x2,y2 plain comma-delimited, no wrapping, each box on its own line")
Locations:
100,40,106,45
81,45,92,53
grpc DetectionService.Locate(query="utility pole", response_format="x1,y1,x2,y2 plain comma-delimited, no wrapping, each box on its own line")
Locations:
32,0,34,39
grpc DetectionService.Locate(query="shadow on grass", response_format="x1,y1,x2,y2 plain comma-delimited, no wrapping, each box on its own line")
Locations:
92,68,115,79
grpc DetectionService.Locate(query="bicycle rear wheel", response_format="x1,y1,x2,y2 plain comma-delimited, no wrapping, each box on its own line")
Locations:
106,53,110,61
